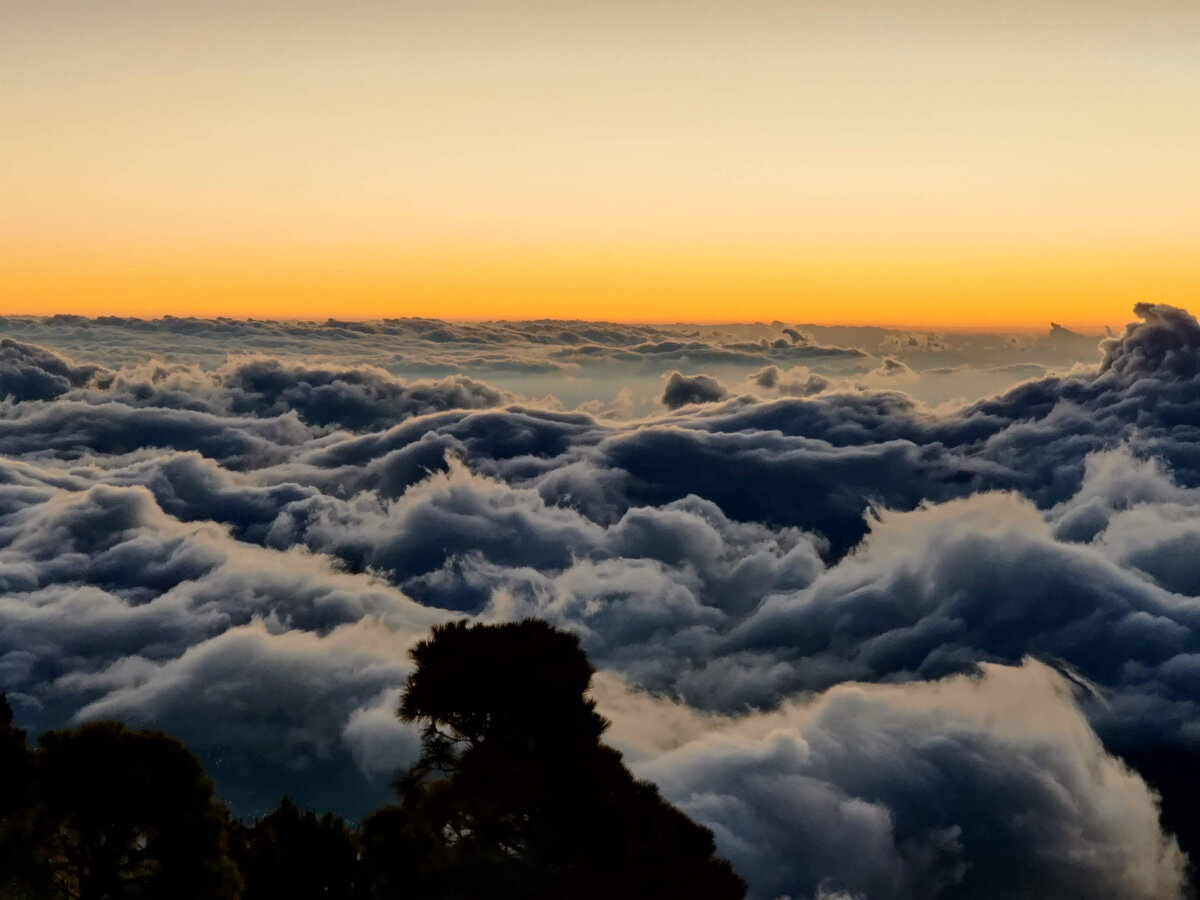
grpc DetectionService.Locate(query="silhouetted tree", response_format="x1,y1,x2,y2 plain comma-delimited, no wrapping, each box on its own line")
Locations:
0,697,31,819
233,796,358,900
29,721,241,900
359,619,746,900
0,694,39,899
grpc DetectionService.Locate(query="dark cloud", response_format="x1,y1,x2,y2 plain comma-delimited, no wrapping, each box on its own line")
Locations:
77,357,514,432
1100,302,1200,380
661,371,730,409
0,338,104,402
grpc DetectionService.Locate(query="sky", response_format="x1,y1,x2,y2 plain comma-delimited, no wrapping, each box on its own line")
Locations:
3,1,1199,327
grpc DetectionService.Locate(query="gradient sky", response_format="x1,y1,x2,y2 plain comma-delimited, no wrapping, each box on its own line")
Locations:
3,1,1198,327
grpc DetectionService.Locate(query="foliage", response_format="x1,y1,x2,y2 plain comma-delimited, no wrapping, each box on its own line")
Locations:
0,710,240,900
361,619,746,900
0,622,746,899
234,797,358,900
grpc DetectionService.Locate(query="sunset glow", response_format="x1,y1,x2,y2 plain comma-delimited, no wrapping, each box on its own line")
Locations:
4,1,1198,326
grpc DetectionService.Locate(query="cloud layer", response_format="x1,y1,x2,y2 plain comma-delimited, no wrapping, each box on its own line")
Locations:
1,305,1198,897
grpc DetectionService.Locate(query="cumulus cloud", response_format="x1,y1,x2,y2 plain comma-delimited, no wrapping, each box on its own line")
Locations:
0,338,104,401
661,371,730,409
1100,302,1200,380
615,662,1185,900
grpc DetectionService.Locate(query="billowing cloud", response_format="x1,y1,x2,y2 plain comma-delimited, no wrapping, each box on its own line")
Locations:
0,338,103,402
613,662,1186,900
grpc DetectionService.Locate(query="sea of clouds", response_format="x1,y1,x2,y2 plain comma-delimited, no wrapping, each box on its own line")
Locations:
2,304,1198,899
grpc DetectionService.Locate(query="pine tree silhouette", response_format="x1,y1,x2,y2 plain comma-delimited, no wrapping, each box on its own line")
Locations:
28,721,241,900
360,619,746,900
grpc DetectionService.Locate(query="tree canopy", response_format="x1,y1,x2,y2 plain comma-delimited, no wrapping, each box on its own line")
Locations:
233,796,358,900
35,721,241,900
361,619,747,900
1,708,241,900
1,622,746,899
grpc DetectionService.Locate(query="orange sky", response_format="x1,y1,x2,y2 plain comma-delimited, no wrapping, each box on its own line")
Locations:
3,2,1199,328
